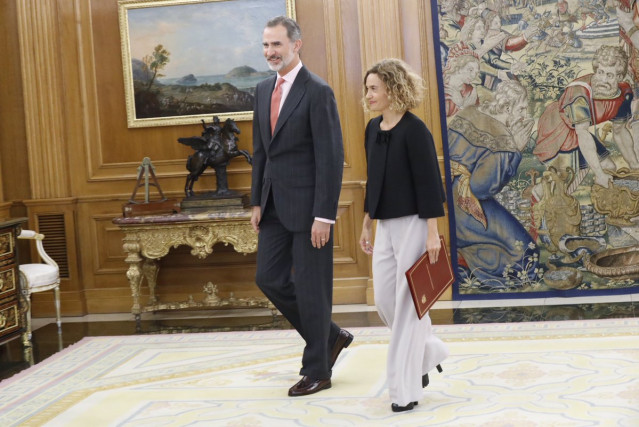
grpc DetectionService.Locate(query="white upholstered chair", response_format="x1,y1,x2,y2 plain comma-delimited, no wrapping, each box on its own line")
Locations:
17,229,61,339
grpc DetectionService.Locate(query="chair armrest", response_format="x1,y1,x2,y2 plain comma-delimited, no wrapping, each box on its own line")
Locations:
36,239,58,269
18,230,44,240
18,229,56,267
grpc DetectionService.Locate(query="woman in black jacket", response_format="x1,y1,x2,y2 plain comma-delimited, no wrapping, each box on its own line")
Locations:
359,59,449,412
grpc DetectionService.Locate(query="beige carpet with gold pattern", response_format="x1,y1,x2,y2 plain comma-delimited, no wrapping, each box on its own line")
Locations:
1,318,638,426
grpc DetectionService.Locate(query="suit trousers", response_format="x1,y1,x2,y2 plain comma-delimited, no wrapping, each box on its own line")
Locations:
373,214,449,406
256,196,341,379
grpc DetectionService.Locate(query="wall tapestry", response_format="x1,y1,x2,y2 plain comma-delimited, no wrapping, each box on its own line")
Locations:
435,0,639,298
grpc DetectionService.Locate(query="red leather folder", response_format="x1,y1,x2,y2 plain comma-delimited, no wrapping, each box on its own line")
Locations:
405,235,454,319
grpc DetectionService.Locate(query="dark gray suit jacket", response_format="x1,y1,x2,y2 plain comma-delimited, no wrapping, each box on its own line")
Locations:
251,66,344,232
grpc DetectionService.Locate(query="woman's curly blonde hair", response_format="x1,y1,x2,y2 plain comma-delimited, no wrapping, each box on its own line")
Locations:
362,58,425,113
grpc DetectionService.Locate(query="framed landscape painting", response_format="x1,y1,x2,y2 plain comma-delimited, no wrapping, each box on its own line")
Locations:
118,0,296,128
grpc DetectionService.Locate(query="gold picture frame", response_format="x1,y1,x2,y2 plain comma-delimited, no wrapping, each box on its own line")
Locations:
118,0,296,128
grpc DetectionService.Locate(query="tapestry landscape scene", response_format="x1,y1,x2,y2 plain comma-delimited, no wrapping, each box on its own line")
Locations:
438,0,639,296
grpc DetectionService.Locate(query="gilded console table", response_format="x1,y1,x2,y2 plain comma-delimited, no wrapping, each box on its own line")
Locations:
113,208,272,321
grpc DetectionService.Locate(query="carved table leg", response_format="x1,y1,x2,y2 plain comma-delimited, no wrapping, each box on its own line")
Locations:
142,258,159,305
18,282,32,347
23,345,34,366
123,234,143,321
135,316,142,333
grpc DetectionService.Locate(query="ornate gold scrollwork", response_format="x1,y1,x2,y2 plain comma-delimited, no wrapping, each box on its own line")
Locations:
591,181,639,226
139,228,182,259
215,224,258,254
0,269,13,292
0,312,7,329
185,225,216,258
0,233,12,256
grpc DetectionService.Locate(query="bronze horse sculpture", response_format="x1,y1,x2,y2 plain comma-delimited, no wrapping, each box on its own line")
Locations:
178,117,252,197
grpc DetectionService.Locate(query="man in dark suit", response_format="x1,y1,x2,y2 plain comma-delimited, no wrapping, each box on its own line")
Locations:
250,16,352,397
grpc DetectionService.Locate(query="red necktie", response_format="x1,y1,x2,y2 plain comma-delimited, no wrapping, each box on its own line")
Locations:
270,78,285,136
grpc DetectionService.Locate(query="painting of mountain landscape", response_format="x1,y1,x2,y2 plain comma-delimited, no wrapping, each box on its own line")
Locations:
118,0,293,127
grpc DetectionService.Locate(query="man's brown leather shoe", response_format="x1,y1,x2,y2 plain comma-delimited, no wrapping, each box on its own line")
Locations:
330,329,354,368
288,376,332,397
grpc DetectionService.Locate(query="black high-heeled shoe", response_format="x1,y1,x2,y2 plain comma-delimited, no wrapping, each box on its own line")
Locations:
391,401,418,412
422,364,443,388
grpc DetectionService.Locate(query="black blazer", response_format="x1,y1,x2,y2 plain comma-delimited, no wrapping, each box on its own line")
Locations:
251,66,344,232
364,112,446,220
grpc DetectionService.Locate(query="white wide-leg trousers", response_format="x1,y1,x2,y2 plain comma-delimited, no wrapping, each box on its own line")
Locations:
373,214,449,406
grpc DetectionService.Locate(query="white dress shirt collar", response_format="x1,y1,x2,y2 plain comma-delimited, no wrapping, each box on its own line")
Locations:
275,61,303,108
278,61,303,86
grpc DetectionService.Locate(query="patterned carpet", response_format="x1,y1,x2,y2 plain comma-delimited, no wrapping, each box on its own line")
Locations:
1,319,638,426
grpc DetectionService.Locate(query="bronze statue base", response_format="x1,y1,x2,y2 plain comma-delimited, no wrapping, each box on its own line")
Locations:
123,199,181,217
181,192,249,211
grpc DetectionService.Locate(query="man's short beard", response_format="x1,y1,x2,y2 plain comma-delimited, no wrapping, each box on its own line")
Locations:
268,60,284,72
593,83,618,97
592,74,619,97
268,51,294,72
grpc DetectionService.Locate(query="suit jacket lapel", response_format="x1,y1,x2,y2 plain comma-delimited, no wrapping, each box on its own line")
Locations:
271,66,309,140
261,75,277,150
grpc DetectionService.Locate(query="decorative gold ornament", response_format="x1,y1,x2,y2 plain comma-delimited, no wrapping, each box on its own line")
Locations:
591,177,639,227
533,167,581,254
0,232,13,257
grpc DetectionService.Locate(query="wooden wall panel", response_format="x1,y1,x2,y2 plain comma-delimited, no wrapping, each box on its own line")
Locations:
2,0,450,316
16,0,71,199
0,204,11,220
358,0,403,66
0,0,30,202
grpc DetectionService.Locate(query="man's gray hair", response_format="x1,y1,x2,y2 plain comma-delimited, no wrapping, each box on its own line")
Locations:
592,45,628,77
266,16,301,41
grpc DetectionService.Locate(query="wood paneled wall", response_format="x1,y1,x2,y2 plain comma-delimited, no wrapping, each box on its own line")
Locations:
0,0,451,316
0,0,30,203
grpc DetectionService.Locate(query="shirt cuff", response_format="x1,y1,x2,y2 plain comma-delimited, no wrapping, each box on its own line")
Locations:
315,217,335,224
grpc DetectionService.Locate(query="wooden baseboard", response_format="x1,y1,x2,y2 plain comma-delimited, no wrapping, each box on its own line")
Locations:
30,297,85,317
